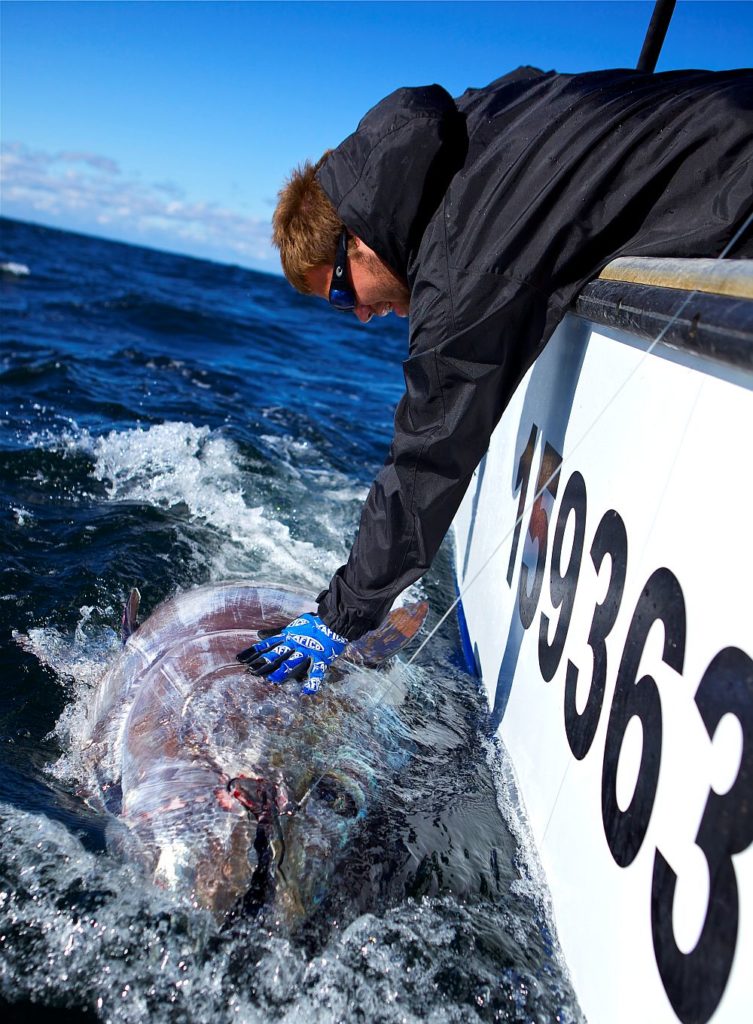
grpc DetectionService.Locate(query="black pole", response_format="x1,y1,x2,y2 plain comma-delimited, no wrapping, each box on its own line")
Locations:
637,0,677,73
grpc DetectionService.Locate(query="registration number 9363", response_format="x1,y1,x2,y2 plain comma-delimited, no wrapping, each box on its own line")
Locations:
501,422,752,1024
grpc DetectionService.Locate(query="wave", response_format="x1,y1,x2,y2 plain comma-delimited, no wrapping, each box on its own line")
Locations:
28,419,361,590
1,261,30,276
92,421,339,584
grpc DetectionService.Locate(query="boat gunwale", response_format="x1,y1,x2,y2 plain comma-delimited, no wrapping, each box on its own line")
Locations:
574,274,753,371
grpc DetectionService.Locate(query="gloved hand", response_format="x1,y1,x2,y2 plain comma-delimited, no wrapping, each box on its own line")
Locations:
236,613,348,695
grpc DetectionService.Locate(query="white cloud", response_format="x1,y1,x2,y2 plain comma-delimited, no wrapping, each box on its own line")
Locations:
57,151,121,175
0,142,276,267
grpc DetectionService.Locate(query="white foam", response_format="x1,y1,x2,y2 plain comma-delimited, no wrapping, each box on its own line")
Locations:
14,604,121,781
33,419,355,589
483,734,579,998
0,802,225,1021
12,506,32,526
13,614,116,692
484,736,551,908
1,261,30,276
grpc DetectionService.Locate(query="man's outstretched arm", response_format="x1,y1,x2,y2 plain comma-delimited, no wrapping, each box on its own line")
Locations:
317,276,563,640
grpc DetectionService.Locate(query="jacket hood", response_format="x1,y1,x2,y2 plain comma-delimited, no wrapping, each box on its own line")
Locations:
316,85,467,281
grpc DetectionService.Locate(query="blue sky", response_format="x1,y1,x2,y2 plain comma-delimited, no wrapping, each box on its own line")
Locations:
2,1,752,272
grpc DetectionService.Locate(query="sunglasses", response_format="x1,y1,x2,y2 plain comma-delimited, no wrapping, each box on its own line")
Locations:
328,228,356,311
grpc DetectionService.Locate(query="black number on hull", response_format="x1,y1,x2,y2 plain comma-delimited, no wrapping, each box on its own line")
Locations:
507,424,538,585
651,647,753,1024
564,509,628,760
519,442,562,629
539,471,587,681
602,568,686,868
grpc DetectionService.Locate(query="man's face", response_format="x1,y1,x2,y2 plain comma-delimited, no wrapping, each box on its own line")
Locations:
306,238,410,323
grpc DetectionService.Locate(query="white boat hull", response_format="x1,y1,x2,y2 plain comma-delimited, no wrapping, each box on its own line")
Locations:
453,285,753,1024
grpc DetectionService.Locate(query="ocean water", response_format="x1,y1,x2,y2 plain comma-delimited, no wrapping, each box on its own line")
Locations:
0,217,581,1023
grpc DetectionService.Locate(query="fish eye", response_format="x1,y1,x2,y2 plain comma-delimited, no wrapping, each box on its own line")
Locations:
314,777,360,818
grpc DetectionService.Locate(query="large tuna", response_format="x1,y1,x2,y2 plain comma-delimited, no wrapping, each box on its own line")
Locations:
77,581,427,922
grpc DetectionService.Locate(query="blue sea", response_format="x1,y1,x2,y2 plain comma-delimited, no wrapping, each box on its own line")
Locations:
0,217,581,1023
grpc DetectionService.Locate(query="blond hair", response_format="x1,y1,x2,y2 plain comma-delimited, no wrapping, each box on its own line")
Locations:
272,152,347,293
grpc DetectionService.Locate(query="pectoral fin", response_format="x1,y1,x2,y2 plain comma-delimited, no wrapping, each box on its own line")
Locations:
347,601,429,667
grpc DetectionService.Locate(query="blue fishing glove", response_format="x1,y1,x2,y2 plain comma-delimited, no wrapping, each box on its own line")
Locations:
236,613,348,695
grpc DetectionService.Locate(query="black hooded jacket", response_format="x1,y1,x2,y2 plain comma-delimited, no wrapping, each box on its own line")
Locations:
315,67,753,640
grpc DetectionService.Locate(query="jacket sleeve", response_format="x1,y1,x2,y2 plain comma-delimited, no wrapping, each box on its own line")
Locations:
318,272,563,639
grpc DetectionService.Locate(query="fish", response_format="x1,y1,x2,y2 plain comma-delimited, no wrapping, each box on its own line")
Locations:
78,580,428,922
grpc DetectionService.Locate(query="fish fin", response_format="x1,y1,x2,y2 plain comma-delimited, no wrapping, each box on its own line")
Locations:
346,600,429,667
120,587,141,645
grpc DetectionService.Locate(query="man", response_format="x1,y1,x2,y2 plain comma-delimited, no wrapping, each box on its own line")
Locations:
239,66,753,693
